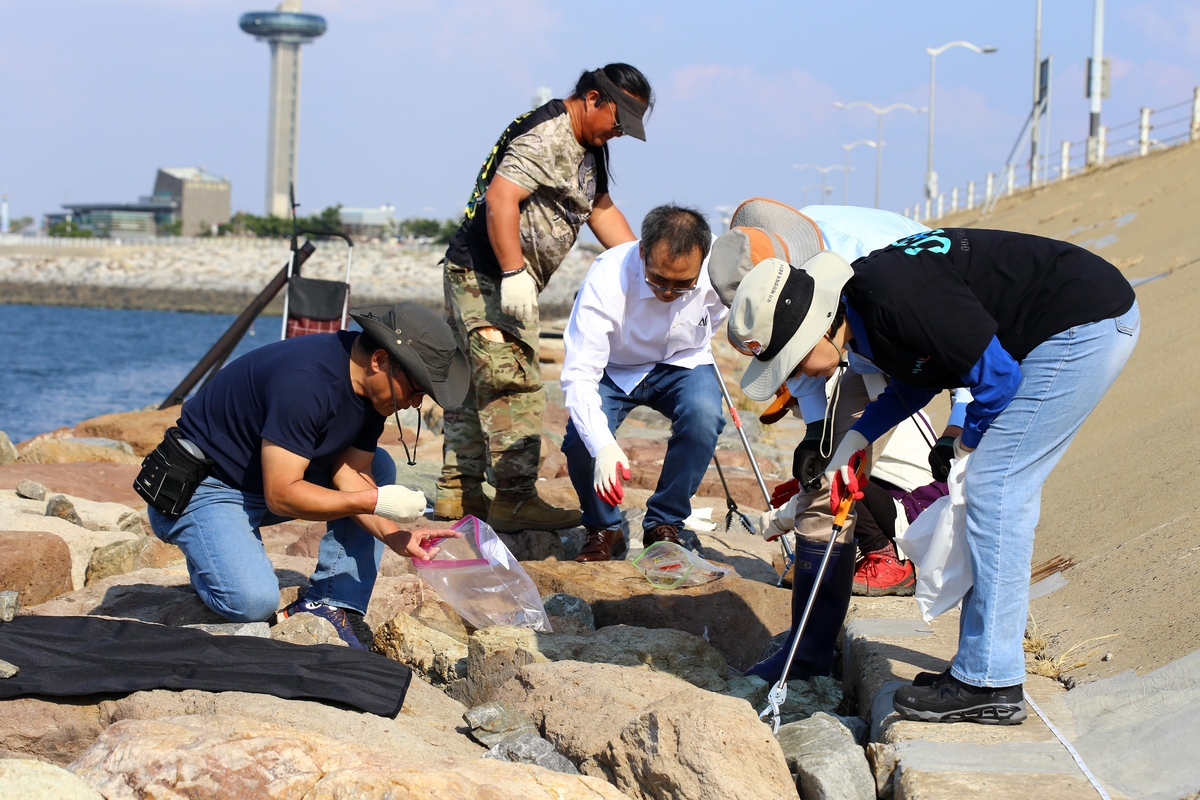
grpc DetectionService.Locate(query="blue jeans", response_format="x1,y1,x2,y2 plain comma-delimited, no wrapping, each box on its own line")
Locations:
563,363,725,532
149,449,395,622
953,302,1140,687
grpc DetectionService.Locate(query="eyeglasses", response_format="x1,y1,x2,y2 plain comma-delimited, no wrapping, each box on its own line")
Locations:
607,101,624,137
643,272,699,296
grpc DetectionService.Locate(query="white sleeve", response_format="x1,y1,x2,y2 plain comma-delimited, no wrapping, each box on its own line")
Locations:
561,280,618,458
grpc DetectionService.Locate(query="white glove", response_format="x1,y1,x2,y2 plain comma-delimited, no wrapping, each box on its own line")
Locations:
953,436,974,460
500,269,538,322
823,429,869,489
758,494,800,542
593,443,631,506
374,484,427,523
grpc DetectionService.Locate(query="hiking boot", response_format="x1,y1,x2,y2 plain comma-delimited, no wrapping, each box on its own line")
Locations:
487,493,582,532
852,542,916,596
642,524,682,548
912,667,951,687
575,527,626,562
893,673,1027,725
279,599,369,650
433,488,491,521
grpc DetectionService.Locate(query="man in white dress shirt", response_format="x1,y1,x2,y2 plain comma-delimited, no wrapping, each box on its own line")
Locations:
561,205,729,561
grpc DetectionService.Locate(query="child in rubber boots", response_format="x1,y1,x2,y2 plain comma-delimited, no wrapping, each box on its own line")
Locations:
725,227,1137,724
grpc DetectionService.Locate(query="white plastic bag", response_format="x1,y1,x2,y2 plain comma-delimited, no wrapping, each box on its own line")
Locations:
411,515,552,632
895,454,973,623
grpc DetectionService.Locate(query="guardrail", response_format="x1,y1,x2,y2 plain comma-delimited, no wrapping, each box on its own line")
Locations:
904,86,1200,221
0,234,444,252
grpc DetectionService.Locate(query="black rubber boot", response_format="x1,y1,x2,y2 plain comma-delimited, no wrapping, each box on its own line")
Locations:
745,538,857,683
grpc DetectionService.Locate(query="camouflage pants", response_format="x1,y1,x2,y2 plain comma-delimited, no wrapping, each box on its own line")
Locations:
438,260,545,501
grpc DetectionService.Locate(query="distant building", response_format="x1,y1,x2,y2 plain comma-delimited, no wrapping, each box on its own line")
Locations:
339,205,395,240
153,168,232,235
47,167,231,238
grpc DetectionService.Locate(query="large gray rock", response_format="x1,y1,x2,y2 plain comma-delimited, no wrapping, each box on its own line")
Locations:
520,559,791,672
464,700,538,747
45,494,84,526
69,714,624,799
270,612,348,647
15,479,46,500
776,713,874,800
541,592,594,629
777,675,845,726
464,623,730,707
0,758,101,799
485,730,580,775
495,660,796,800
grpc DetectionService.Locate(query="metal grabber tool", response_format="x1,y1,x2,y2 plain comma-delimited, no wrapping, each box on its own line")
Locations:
711,453,755,535
760,449,868,734
710,364,796,580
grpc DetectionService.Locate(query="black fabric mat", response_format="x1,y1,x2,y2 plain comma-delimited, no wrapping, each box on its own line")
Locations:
0,616,410,717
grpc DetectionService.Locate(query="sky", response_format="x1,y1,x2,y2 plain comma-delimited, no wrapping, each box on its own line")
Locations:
2,0,1198,239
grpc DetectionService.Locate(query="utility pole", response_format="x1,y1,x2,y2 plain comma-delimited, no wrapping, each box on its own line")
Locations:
1087,0,1106,165
1031,0,1043,185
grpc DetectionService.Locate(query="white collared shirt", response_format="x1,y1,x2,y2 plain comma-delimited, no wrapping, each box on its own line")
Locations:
561,240,729,457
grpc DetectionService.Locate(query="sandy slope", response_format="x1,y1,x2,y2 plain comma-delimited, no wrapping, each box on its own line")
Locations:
937,141,1200,682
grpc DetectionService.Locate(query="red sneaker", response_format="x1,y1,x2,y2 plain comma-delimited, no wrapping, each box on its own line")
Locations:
853,543,916,597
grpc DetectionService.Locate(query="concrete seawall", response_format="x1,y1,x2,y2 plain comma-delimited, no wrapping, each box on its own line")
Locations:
0,239,596,318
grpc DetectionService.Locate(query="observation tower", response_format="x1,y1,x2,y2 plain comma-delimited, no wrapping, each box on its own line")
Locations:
239,1,327,217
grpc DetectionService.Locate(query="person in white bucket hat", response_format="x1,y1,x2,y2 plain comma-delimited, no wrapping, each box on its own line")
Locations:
727,225,1139,724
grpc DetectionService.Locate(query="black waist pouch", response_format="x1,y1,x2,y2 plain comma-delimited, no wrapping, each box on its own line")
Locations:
134,426,213,517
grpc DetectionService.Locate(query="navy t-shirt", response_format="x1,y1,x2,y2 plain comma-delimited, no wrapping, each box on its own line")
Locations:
843,228,1136,391
179,331,385,494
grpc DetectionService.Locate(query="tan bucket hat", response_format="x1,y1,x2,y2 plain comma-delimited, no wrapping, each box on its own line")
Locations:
729,251,854,402
708,197,825,306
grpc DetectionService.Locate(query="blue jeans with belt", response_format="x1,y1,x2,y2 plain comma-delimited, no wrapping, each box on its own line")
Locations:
562,363,726,533
953,302,1140,687
149,448,395,622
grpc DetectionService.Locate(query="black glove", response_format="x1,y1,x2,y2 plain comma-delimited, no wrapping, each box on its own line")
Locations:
793,419,834,490
928,435,957,482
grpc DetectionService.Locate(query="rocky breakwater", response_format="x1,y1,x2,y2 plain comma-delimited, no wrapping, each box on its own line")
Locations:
0,239,599,315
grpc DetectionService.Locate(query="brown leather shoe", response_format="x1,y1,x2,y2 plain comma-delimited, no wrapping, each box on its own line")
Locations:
575,527,626,562
642,524,682,548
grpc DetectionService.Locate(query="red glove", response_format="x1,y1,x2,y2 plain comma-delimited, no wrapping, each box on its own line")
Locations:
829,450,867,514
771,478,800,509
594,443,632,506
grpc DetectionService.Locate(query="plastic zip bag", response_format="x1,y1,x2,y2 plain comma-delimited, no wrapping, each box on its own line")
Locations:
411,516,552,632
895,454,973,623
630,541,730,589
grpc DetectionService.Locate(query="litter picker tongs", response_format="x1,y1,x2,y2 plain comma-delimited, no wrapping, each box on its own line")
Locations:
759,450,867,734
711,364,796,583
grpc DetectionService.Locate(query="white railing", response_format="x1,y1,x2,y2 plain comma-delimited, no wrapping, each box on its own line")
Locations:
903,86,1200,221
0,233,445,253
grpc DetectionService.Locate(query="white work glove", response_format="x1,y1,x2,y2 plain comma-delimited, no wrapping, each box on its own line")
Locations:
374,484,427,523
953,436,974,460
758,494,800,542
593,443,632,506
500,269,538,322
823,429,869,490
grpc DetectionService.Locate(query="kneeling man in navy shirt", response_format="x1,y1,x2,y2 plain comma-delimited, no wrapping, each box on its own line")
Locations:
147,303,468,648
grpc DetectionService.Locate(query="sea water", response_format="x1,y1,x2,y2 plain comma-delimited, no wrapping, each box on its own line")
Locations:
0,304,278,443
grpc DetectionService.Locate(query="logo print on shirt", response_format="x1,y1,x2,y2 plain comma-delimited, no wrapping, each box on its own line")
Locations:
698,314,709,328
891,229,952,256
912,355,931,374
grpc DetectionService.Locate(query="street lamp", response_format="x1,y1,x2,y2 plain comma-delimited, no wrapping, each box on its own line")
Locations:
792,163,845,205
833,102,922,208
925,40,997,200
840,140,876,204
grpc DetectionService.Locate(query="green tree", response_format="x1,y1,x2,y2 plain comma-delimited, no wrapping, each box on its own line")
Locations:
48,219,93,238
5,216,34,234
219,205,344,238
160,219,183,236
